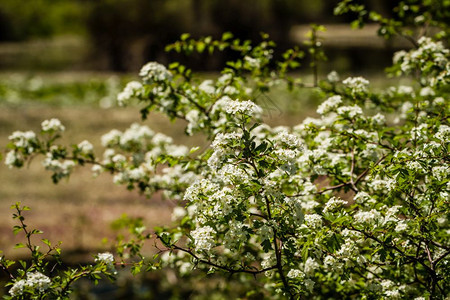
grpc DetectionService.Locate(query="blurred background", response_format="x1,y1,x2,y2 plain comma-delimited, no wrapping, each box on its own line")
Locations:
0,0,414,298
0,0,408,72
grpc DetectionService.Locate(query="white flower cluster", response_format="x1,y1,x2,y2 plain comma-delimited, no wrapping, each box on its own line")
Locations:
9,272,51,297
354,209,382,225
342,77,369,94
8,130,36,151
287,268,303,279
77,140,94,155
218,163,252,185
215,98,263,118
336,105,363,118
211,132,243,149
244,56,261,68
369,176,396,192
304,214,322,229
4,150,21,168
171,206,187,221
121,123,155,148
317,95,342,115
388,85,415,97
184,179,220,202
198,79,216,95
327,71,340,83
117,81,143,106
208,132,243,169
224,221,248,250
95,252,117,274
191,226,216,252
100,124,189,180
323,255,343,273
275,130,303,149
41,118,65,132
99,125,193,191
304,257,319,276
435,125,450,141
323,197,347,213
432,165,449,181
393,37,449,85
42,153,75,177
139,62,172,84
371,113,386,126
226,99,263,117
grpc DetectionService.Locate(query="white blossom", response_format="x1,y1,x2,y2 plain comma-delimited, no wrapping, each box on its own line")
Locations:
287,269,304,279
199,80,216,95
244,56,261,68
222,99,263,117
78,140,94,155
317,95,342,115
419,86,435,97
395,221,408,232
8,130,37,152
275,130,303,149
337,105,363,118
327,71,340,83
117,81,142,106
191,226,216,252
432,165,449,181
343,77,369,93
435,125,450,141
95,252,117,274
41,118,65,132
42,154,75,176
304,257,319,276
26,272,52,293
139,62,172,83
101,129,122,147
9,272,51,297
304,214,322,229
172,207,187,221
323,255,343,273
323,197,347,213
9,279,26,297
354,209,382,225
4,151,20,168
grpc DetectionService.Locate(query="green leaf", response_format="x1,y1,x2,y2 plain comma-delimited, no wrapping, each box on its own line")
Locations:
42,239,51,247
180,33,190,41
196,42,206,53
261,239,272,252
14,243,25,249
13,225,23,235
222,32,233,41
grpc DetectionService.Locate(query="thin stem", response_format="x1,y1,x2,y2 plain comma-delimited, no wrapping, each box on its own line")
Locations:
289,154,387,197
263,195,294,299
156,234,276,275
349,147,359,192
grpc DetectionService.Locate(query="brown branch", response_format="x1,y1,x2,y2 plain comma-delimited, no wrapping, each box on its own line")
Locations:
349,226,434,275
289,153,388,197
263,196,294,299
156,234,276,275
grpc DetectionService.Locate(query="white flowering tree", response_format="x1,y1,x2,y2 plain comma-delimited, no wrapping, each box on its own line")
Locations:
2,1,449,299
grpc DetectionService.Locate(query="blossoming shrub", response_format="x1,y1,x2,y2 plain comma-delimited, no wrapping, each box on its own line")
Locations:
0,203,117,299
2,2,450,299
